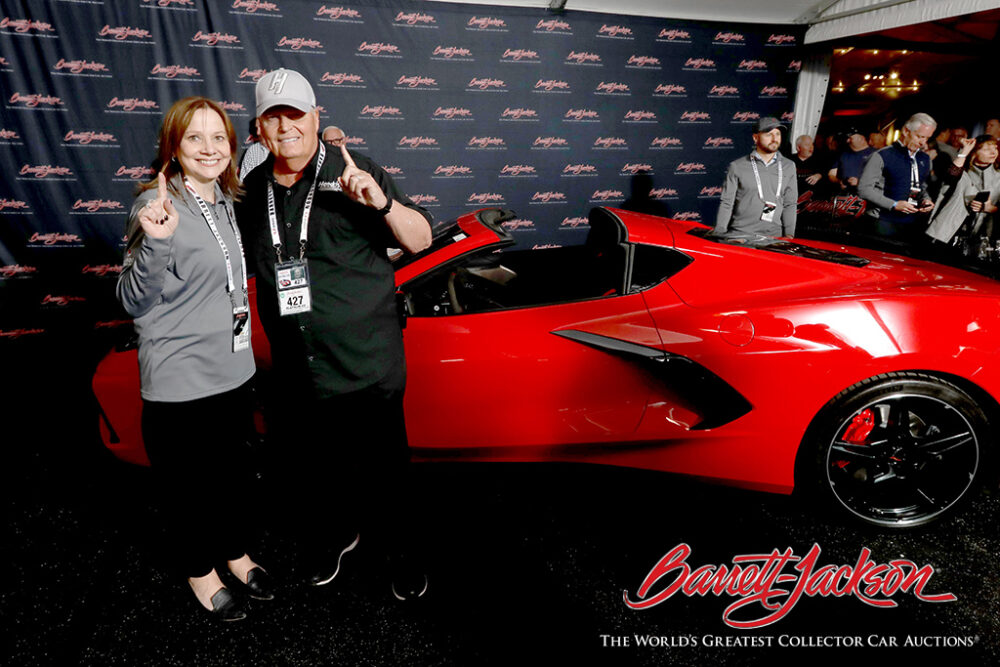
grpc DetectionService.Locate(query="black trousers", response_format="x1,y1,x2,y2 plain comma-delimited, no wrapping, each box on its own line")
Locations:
142,382,256,578
271,378,414,567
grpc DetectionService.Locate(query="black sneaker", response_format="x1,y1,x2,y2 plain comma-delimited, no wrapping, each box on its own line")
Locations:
308,533,360,587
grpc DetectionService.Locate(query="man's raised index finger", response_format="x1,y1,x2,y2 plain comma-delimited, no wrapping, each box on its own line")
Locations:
340,142,356,168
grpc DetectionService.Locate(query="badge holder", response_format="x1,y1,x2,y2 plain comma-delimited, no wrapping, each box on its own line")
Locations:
761,201,777,223
233,305,250,351
276,259,312,316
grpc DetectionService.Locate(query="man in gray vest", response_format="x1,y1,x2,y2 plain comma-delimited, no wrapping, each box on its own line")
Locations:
714,117,797,238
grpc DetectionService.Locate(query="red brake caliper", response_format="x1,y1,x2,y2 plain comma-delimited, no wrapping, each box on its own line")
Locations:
834,408,875,469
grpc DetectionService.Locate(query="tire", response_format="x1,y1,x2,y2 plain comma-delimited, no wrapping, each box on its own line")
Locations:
804,372,989,528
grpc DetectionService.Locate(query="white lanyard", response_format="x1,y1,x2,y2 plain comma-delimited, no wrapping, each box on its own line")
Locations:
909,153,920,190
183,178,247,303
750,152,782,202
266,142,326,262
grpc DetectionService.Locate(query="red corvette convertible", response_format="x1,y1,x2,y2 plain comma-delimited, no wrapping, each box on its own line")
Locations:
94,207,1000,528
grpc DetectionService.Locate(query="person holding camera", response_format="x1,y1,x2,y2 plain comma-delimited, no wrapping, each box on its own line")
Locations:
926,134,1000,255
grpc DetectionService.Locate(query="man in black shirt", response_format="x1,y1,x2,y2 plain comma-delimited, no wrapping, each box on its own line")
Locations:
237,68,432,600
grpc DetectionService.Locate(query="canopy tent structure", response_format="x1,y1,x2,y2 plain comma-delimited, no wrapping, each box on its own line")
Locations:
433,0,1000,137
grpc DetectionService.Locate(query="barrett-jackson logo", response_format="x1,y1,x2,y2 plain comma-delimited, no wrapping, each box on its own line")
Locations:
107,97,159,111
141,0,195,7
704,137,734,148
500,164,537,176
72,199,124,212
398,136,438,148
232,1,281,14
562,163,596,176
625,544,954,629
432,46,472,59
98,25,153,41
467,16,507,31
733,111,761,123
433,165,472,177
278,36,323,51
502,218,534,230
621,163,652,175
410,194,439,206
42,294,86,306
560,216,588,228
650,187,679,198
533,136,568,149
315,5,361,20
467,77,506,91
658,28,691,42
239,68,267,82
0,328,44,339
469,192,505,204
535,18,571,33
150,64,201,79
0,198,29,211
654,84,686,96
82,264,123,276
28,232,81,244
20,164,73,178
595,82,630,95
467,136,506,149
532,191,566,203
593,137,627,149
788,60,802,72
738,59,768,71
433,106,472,119
627,55,661,68
709,85,739,97
321,72,364,86
357,41,399,56
361,105,402,118
192,31,241,47
1,17,55,33
394,11,436,26
782,111,795,122
534,79,570,91
8,93,63,108
714,31,745,44
760,85,789,97
598,24,633,38
675,162,707,174
684,58,716,70
115,165,156,180
64,131,117,145
382,166,403,176
565,108,599,121
54,59,110,74
0,264,37,277
651,137,683,149
624,110,657,122
591,189,624,201
680,111,711,122
220,101,247,114
502,48,539,62
501,107,538,120
565,51,601,65
768,34,797,45
396,75,437,89
700,186,724,197
673,211,702,220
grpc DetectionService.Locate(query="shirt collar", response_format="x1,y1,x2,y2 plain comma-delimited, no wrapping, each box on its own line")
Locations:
264,143,322,187
752,150,777,165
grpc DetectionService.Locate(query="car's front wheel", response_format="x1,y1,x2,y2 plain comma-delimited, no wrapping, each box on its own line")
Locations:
804,372,989,528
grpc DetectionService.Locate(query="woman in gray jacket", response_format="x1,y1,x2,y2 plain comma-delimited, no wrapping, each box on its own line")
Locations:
926,134,1000,254
117,97,271,621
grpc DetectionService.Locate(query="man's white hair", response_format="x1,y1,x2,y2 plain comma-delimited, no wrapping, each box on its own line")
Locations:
904,112,936,132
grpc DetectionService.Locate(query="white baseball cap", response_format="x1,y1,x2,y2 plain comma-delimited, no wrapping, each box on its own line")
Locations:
255,68,316,116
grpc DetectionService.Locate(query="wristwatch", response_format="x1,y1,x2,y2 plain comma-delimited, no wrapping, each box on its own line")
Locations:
375,196,393,216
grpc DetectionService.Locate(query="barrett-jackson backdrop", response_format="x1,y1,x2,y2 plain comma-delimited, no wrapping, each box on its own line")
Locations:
0,0,803,345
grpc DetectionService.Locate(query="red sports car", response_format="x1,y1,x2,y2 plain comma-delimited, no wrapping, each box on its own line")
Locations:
93,207,1000,528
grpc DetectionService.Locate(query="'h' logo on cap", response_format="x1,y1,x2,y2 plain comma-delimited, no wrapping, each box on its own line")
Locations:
268,70,288,94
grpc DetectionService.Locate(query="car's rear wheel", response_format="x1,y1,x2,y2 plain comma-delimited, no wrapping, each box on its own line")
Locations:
804,372,989,528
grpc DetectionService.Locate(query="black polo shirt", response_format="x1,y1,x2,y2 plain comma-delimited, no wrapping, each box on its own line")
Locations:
236,145,431,398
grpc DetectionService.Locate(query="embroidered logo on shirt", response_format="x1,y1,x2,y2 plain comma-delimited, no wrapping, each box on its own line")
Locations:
318,180,343,191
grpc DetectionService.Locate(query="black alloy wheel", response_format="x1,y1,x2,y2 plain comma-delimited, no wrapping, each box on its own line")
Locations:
806,372,989,528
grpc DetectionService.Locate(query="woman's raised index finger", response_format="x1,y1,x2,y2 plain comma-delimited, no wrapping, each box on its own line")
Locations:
157,171,168,202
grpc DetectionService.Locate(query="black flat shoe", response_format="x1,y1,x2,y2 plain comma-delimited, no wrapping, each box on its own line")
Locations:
208,587,247,622
244,567,275,601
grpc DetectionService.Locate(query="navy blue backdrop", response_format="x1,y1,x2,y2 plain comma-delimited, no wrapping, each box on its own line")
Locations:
0,0,804,346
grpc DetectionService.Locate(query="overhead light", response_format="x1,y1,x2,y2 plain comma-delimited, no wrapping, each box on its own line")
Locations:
890,72,898,79
864,74,871,80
